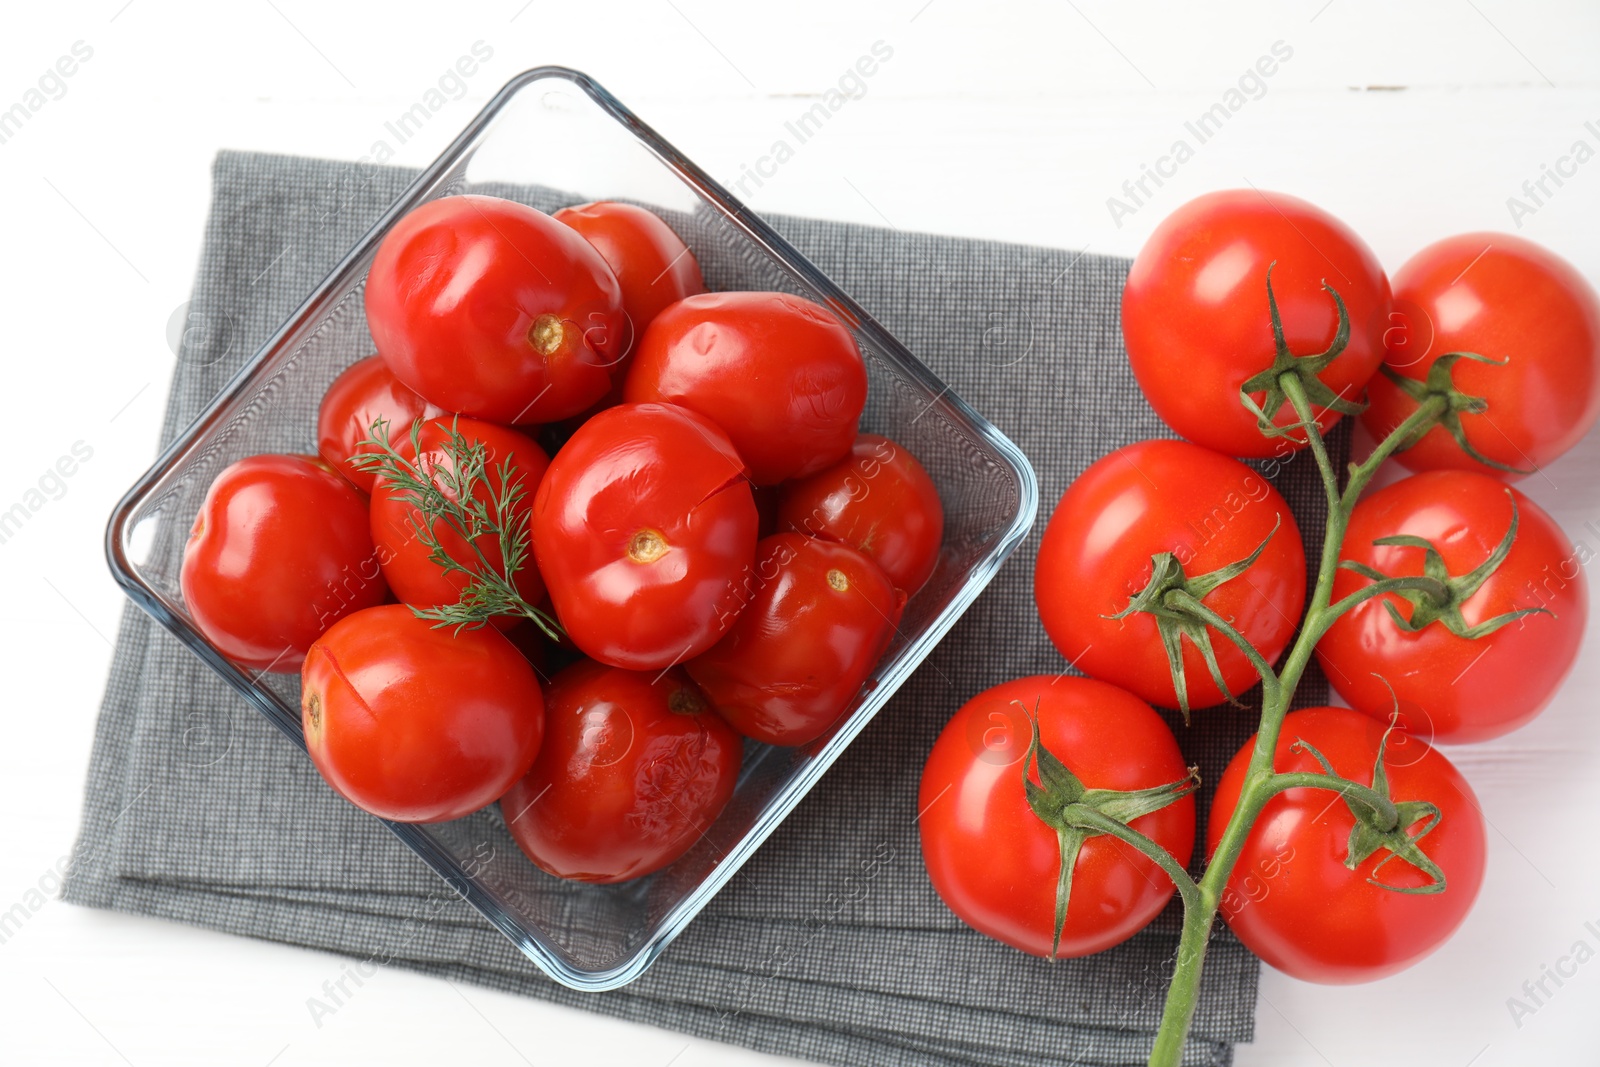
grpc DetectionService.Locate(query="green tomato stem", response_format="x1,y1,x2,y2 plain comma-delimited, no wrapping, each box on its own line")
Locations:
1066,805,1203,914
1144,379,1446,1067
1259,771,1400,830
1315,574,1450,645
1147,881,1221,1066
1341,393,1449,510
1162,590,1282,709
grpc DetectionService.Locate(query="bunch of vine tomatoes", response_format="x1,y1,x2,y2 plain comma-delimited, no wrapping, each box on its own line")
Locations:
179,195,945,885
921,189,1596,988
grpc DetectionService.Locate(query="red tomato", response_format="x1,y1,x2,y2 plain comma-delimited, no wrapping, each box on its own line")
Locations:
777,433,944,595
623,291,867,484
919,676,1194,958
301,605,545,823
315,355,436,493
1208,707,1486,983
1122,190,1391,457
687,533,903,747
1317,470,1586,744
553,201,706,350
365,194,627,424
501,660,741,883
181,454,386,672
1034,439,1306,711
370,417,550,619
1364,232,1600,478
532,402,759,670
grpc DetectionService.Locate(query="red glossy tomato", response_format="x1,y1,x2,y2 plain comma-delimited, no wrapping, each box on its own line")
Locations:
919,675,1194,958
302,605,545,823
181,454,386,672
501,660,741,883
532,402,759,670
777,433,944,595
365,194,627,424
1317,470,1586,744
1123,190,1391,457
687,533,903,747
553,201,706,351
1208,707,1486,983
370,417,550,619
316,355,436,493
623,291,867,484
1364,232,1600,478
1034,439,1306,711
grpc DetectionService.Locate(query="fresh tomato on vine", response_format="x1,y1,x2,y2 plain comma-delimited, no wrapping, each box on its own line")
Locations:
1208,707,1487,984
365,194,627,424
1364,232,1600,478
1122,189,1391,457
302,605,545,823
623,291,867,484
1317,470,1586,744
501,660,741,883
1034,439,1306,712
920,676,1195,959
181,454,386,672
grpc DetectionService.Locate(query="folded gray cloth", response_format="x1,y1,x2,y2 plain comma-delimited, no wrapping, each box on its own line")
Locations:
65,149,1343,1066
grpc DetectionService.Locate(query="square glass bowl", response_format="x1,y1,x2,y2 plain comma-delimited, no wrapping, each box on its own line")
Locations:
106,67,1037,990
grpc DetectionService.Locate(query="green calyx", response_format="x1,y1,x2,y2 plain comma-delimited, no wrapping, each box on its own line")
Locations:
1022,707,1198,959
1106,516,1283,719
1289,719,1446,894
1379,352,1530,475
1238,263,1366,440
1340,491,1552,639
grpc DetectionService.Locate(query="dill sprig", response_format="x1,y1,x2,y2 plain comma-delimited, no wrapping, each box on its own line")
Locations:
351,416,561,640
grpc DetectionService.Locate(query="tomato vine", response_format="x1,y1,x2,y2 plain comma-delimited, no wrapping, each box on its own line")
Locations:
1026,271,1523,1066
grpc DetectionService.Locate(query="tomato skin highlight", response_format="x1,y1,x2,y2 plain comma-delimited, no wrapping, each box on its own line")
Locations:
919,676,1195,959
181,454,387,672
365,194,627,424
1364,232,1600,479
369,416,550,620
532,402,760,671
1122,189,1391,458
553,201,707,351
687,533,903,747
623,291,868,484
777,433,944,596
501,660,740,883
1208,707,1487,984
301,605,545,823
1317,470,1587,744
315,355,437,494
1034,439,1306,710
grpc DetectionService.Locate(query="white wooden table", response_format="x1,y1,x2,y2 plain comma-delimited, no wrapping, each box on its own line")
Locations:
3,2,1597,1064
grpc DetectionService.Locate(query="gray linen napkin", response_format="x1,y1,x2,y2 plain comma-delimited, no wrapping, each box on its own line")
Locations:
64,149,1340,1066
